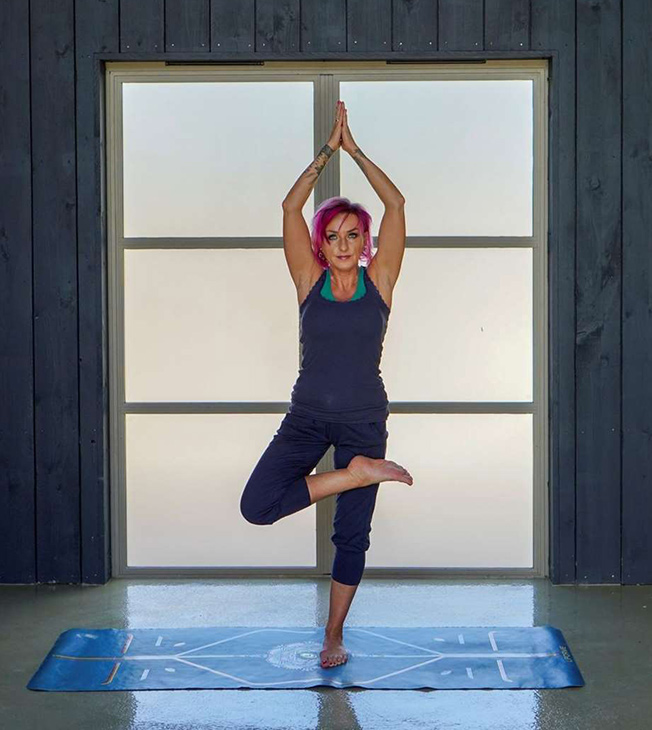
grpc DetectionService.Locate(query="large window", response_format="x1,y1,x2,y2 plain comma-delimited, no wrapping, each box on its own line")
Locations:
107,60,549,578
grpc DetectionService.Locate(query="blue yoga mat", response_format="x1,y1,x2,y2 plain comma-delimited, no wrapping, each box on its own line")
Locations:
27,625,584,691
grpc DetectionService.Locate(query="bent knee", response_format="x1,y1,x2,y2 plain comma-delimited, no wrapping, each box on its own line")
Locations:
241,509,274,526
240,493,275,526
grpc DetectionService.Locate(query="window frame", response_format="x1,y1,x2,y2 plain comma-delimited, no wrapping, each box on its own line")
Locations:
106,59,549,580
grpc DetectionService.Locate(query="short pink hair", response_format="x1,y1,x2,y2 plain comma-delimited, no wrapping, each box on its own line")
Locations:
310,196,374,270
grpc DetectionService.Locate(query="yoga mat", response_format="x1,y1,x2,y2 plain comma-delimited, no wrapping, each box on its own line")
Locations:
27,625,584,691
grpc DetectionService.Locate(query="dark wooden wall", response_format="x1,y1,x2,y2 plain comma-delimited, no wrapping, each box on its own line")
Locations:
1,0,650,585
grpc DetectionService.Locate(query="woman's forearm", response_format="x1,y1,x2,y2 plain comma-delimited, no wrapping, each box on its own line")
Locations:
282,143,335,210
348,146,405,207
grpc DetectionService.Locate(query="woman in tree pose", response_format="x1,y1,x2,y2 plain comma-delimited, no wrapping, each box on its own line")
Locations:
240,100,413,669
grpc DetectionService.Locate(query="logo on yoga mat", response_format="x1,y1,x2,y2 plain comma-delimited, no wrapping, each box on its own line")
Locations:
267,641,324,671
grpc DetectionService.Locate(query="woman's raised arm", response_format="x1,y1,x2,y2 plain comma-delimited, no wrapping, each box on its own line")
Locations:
339,102,406,288
281,103,343,289
282,101,343,211
340,103,404,208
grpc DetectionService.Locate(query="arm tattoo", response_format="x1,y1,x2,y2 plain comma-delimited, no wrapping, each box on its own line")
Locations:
319,143,334,159
351,147,370,180
300,144,334,189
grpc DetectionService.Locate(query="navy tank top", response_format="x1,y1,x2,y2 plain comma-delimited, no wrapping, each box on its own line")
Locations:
288,265,391,423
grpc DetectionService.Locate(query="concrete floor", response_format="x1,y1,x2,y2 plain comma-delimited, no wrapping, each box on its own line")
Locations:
1,577,650,729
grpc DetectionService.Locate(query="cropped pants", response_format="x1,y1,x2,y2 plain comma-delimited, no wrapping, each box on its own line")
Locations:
240,411,388,586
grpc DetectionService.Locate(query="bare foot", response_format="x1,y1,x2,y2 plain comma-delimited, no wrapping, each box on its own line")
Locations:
347,454,414,488
321,632,349,668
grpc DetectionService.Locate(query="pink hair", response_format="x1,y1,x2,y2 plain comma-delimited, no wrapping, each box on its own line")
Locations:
310,196,374,269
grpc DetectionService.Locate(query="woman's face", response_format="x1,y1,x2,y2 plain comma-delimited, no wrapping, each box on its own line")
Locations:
320,212,364,270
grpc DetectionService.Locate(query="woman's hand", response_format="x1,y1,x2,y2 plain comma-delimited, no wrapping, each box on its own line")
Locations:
326,101,344,152
340,103,358,155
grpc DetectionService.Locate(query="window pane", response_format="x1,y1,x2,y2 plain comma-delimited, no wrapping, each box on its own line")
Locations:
340,79,533,236
122,81,314,237
125,414,316,567
124,249,301,402
381,248,533,402
366,414,533,568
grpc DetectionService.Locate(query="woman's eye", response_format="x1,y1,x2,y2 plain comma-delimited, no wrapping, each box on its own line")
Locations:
328,233,357,239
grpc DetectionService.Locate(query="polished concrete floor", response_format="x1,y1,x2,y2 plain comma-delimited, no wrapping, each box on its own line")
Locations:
1,577,650,729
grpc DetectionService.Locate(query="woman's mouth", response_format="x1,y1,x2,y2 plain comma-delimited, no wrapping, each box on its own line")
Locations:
337,255,351,260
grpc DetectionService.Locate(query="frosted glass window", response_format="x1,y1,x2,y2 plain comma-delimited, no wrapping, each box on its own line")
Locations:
380,248,533,402
340,79,533,236
366,414,533,568
125,413,316,567
111,66,544,577
124,248,302,403
122,81,314,237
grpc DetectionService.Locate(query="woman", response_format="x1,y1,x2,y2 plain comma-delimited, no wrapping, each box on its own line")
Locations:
240,101,413,669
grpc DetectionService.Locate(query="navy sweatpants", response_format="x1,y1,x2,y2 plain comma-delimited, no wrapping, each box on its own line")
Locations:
240,411,388,586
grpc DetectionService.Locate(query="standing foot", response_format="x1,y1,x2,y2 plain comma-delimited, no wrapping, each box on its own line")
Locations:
320,631,349,668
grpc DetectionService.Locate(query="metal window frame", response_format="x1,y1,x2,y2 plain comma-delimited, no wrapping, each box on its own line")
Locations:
106,59,549,580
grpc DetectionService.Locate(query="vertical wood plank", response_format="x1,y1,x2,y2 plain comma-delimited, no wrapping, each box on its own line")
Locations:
120,0,164,53
301,0,346,53
393,0,438,52
622,0,652,584
76,0,119,584
485,0,530,50
211,0,255,53
0,0,36,583
575,0,622,583
256,0,301,54
166,0,210,53
347,0,391,52
438,0,483,51
531,0,577,584
31,0,80,583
